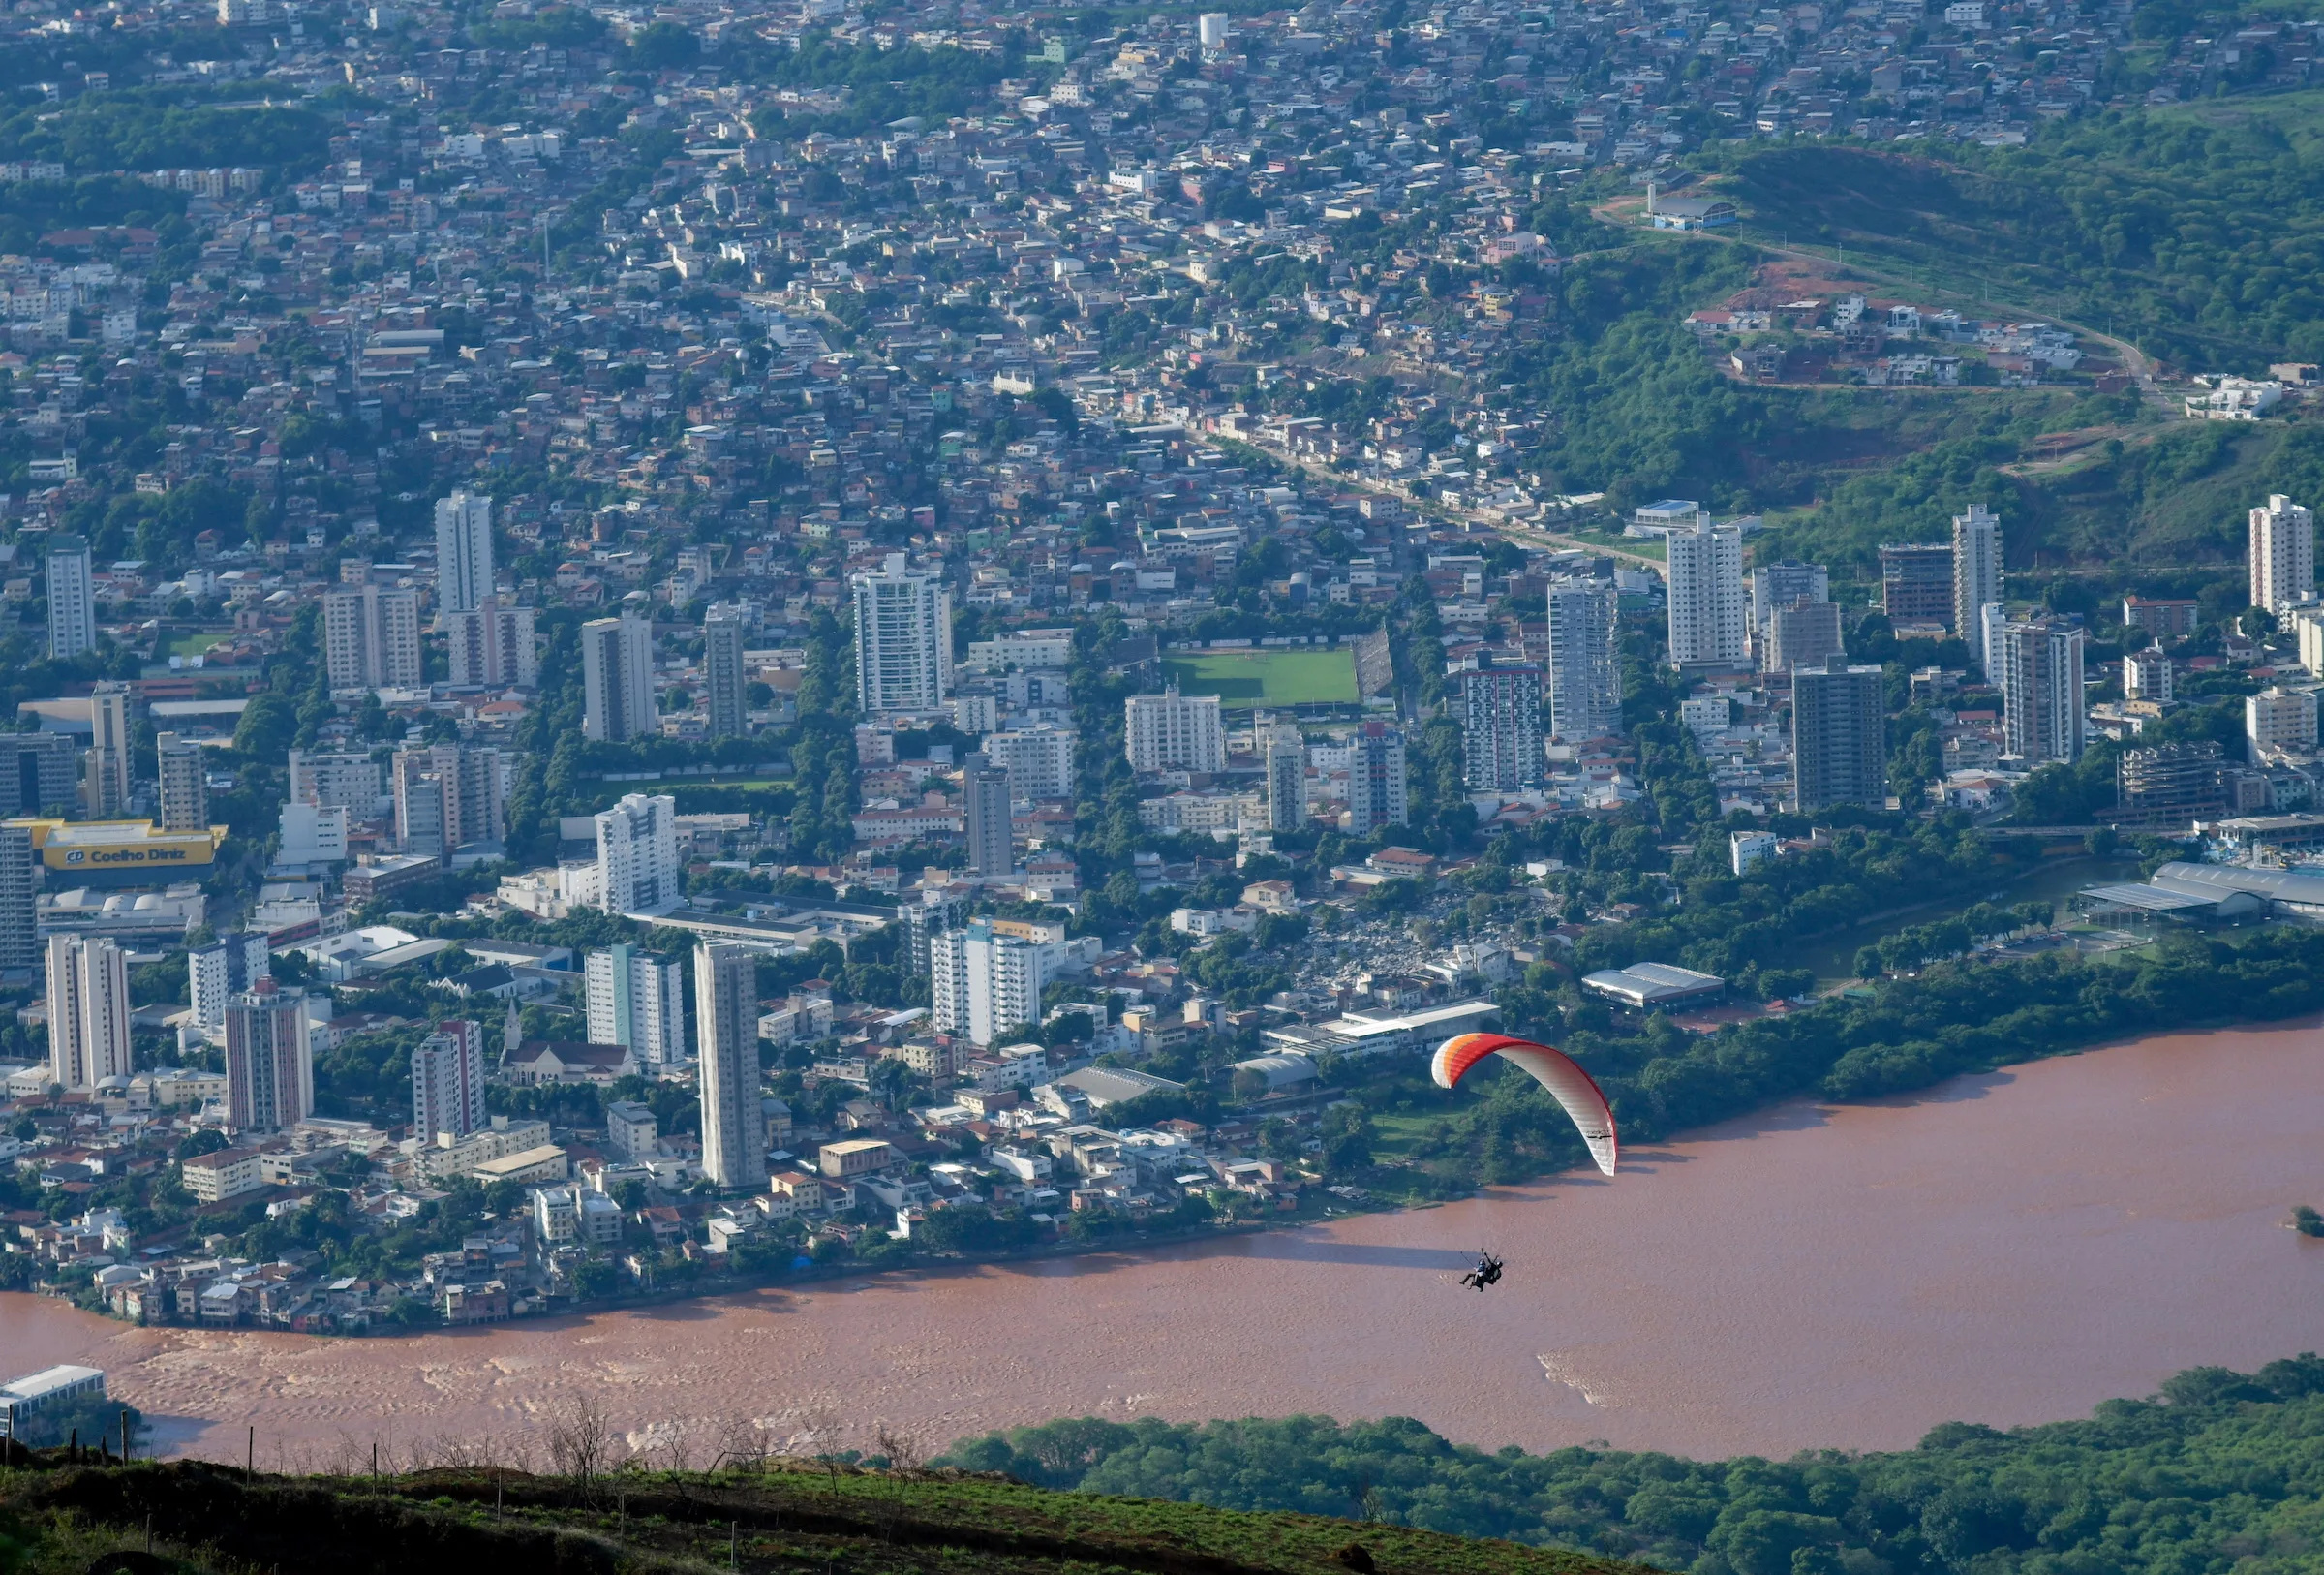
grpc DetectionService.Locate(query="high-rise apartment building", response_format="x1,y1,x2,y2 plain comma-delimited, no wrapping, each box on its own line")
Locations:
0,822,32,974
1263,722,1306,832
1995,616,2086,765
189,931,269,1038
2247,686,2319,762
694,942,764,1189
288,749,384,815
963,752,1014,877
322,584,423,691
930,919,1045,1046
1764,598,1846,676
443,599,537,688
703,603,748,738
2249,493,2316,614
1124,686,1225,772
46,935,131,1092
1880,543,1956,627
84,681,131,816
585,944,687,1069
155,732,207,832
1458,661,1544,791
580,614,656,741
903,888,968,975
1665,511,1748,668
1346,721,1409,834
1791,664,1888,811
1544,578,1621,741
981,724,1076,800
595,792,679,913
46,535,95,660
1953,504,2004,673
1749,561,1829,638
411,1018,486,1143
225,977,312,1134
392,745,505,859
434,489,495,614
851,553,953,714
0,733,78,818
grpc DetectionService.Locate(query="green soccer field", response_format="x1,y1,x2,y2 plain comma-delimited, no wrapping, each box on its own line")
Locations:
1160,648,1360,707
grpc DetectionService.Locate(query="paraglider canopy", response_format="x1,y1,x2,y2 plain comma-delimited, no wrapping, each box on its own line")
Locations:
1431,1033,1618,1176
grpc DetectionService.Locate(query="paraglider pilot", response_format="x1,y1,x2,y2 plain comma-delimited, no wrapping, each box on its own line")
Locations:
1460,1252,1504,1291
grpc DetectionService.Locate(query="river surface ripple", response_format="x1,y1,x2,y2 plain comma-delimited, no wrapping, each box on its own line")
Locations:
8,1017,2324,1465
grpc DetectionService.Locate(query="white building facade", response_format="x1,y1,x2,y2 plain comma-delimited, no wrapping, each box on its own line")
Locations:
2250,493,2316,614
1664,511,1747,667
585,943,688,1069
852,554,953,714
1124,687,1225,772
595,793,679,914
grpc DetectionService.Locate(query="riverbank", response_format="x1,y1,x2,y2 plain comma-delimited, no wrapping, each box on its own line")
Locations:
10,1013,2324,1465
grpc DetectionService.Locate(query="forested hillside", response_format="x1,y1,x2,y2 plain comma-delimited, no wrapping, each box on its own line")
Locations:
1723,92,2324,371
945,1355,2324,1575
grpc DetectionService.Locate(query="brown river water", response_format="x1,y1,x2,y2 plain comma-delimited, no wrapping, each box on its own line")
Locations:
9,1018,2324,1466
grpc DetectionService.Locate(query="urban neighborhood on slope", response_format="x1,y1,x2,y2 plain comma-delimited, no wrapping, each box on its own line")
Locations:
5,0,2324,1341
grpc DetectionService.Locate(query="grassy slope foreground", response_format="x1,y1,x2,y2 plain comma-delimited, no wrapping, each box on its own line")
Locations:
946,1356,2324,1575
0,1453,1636,1575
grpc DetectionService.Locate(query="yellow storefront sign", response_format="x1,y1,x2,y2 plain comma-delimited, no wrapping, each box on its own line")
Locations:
7,818,228,872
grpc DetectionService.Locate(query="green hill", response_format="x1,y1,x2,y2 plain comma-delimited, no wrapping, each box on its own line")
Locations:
0,1449,1637,1575
1719,92,2324,373
944,1356,2324,1575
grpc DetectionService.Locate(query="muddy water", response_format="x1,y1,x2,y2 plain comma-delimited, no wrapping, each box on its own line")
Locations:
9,1018,2324,1466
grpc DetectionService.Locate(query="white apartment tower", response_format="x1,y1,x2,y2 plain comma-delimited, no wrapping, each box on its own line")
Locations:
1124,686,1226,772
703,603,748,738
2249,493,2315,614
188,932,268,1039
289,749,384,815
585,943,688,1069
930,920,1045,1046
1953,504,2004,674
1345,721,1409,834
225,978,313,1134
581,613,656,741
695,942,765,1189
434,489,495,614
982,724,1077,800
2247,686,2319,762
1263,722,1306,832
322,584,423,691
2125,644,2173,704
1995,617,2086,765
444,599,537,688
411,1019,487,1143
46,935,131,1092
1665,511,1748,667
1544,578,1622,741
1459,662,1545,791
46,535,95,661
595,792,679,914
852,553,953,714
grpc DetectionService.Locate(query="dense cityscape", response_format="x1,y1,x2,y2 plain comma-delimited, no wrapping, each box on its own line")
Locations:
2,0,2323,1391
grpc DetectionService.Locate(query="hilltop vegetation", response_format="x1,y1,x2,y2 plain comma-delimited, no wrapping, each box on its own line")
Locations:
1723,91,2324,372
0,1450,1634,1575
946,1355,2324,1575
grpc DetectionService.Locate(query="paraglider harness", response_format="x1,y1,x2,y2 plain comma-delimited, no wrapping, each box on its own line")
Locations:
1460,1252,1504,1291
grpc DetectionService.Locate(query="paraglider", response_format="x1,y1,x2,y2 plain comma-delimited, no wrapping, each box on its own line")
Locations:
1459,1251,1505,1291
1430,1033,1618,1177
